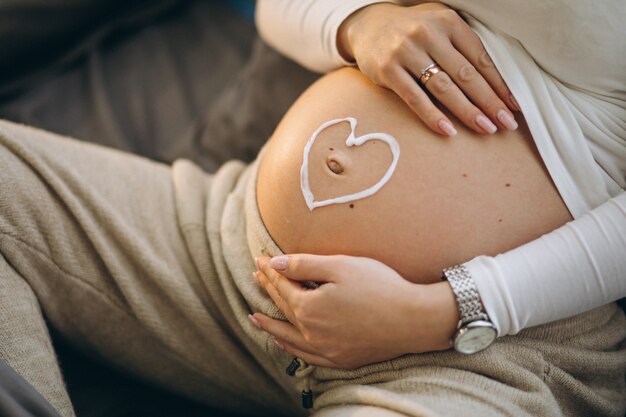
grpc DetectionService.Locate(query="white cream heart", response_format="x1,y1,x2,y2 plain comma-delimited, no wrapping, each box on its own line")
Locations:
300,117,401,210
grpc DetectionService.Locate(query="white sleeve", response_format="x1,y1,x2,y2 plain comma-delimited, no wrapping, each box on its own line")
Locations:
255,0,395,73
464,191,626,336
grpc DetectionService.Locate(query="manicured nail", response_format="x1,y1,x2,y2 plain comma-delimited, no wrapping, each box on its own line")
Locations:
248,314,262,329
497,109,518,130
438,119,457,136
274,339,285,350
269,256,289,271
509,94,520,112
475,114,497,134
252,272,260,285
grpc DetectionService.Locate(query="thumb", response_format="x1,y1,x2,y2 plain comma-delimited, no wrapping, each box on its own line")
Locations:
260,254,341,283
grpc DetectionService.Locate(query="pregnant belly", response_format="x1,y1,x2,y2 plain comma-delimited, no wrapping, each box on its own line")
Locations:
257,68,571,283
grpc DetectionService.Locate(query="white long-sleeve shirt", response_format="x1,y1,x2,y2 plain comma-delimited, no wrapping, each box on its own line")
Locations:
256,0,626,335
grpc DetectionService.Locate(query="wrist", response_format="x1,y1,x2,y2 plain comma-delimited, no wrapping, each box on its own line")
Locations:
428,281,460,350
402,281,459,353
337,3,396,62
336,7,363,62
443,265,498,354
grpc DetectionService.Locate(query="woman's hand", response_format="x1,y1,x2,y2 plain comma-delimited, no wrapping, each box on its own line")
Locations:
249,255,459,369
337,2,519,136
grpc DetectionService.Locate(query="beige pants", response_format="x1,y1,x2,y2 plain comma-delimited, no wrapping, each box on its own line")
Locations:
1,120,625,417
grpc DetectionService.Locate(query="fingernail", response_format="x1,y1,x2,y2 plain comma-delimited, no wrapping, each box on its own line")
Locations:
509,94,520,112
438,119,457,136
254,257,260,269
252,271,260,285
274,339,285,350
475,114,497,134
497,109,518,130
248,314,262,329
269,256,289,271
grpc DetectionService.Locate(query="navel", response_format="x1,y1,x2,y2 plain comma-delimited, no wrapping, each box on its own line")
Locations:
326,156,344,175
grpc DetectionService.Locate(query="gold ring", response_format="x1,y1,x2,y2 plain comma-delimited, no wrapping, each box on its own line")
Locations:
418,64,442,85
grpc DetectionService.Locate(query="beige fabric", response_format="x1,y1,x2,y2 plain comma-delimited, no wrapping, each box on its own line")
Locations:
0,119,625,417
0,120,301,417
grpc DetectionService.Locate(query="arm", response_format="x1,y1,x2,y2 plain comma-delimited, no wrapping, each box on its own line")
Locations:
468,191,626,336
255,0,392,73
251,192,626,368
252,255,459,369
256,0,518,136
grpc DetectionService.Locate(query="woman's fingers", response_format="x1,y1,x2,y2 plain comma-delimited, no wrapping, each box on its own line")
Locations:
384,66,457,136
416,63,497,134
451,23,519,112
275,340,337,368
429,44,517,131
250,313,336,367
255,270,298,324
343,2,519,136
250,313,311,351
256,258,303,300
260,254,339,284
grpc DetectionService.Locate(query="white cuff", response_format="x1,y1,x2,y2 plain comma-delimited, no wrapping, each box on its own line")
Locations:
256,0,395,73
464,192,626,337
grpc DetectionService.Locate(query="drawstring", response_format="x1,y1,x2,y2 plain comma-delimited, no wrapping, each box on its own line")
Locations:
285,357,315,409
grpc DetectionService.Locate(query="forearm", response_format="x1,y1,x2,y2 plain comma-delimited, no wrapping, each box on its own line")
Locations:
466,192,626,336
255,0,396,72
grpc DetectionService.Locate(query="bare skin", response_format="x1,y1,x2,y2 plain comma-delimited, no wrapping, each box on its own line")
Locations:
337,2,519,136
257,68,570,283
251,68,572,368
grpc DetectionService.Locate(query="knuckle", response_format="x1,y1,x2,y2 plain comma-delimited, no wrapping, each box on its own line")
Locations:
378,60,396,78
423,108,443,127
388,38,406,57
478,50,494,68
403,90,423,109
289,255,307,274
467,110,484,125
441,9,461,24
430,73,454,94
486,103,506,119
457,63,478,83
411,24,435,42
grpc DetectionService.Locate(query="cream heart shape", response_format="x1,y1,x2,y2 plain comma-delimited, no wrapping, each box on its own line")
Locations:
300,117,400,210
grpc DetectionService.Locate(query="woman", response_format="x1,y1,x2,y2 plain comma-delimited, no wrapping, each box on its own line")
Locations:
0,2,624,417
254,0,626,368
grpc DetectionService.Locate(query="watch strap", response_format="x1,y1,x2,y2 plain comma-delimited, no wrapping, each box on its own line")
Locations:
443,265,488,324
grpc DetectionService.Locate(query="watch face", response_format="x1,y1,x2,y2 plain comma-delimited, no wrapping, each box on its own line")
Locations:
455,322,497,354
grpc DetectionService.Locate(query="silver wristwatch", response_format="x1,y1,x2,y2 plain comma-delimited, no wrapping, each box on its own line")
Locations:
442,265,497,354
